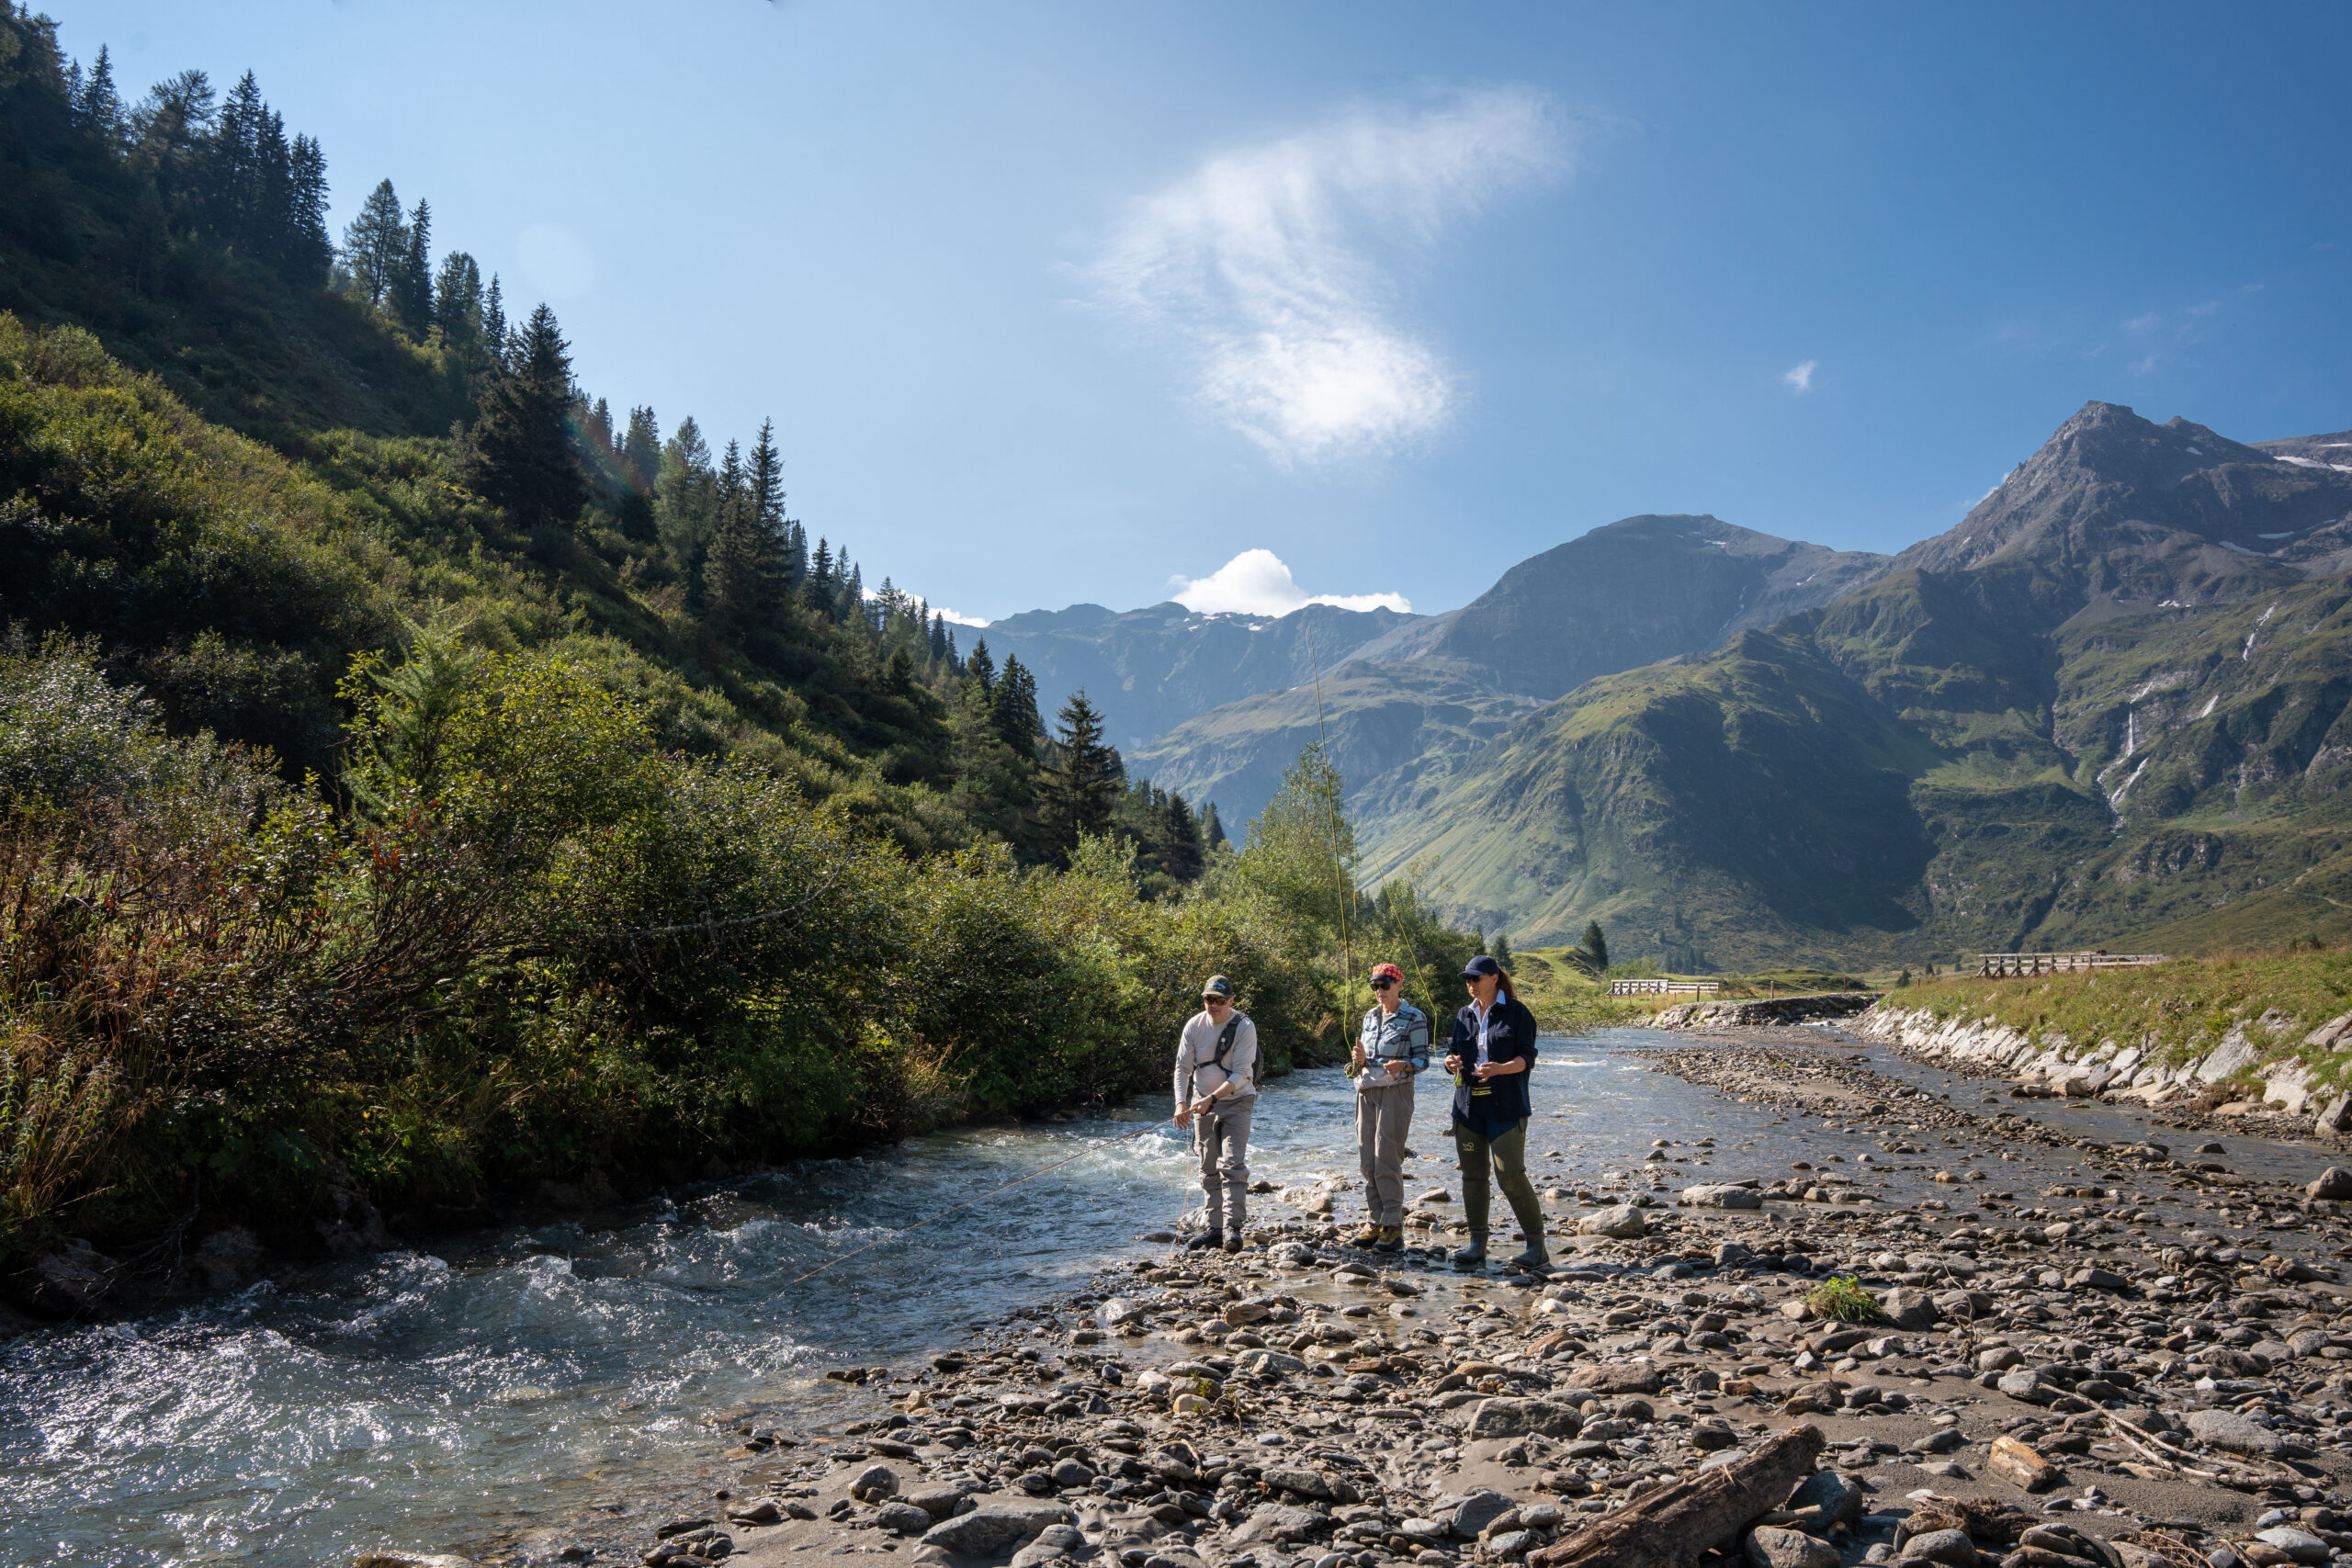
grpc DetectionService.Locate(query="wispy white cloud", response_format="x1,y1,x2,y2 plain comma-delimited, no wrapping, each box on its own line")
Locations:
932,606,990,628
1091,88,1566,466
1170,549,1410,616
1781,359,1817,394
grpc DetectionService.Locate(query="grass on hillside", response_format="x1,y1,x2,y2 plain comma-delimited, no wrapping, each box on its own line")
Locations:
1886,946,2352,1085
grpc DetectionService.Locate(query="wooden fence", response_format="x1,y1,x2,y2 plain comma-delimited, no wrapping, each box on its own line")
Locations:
1608,978,1724,997
1976,951,2168,978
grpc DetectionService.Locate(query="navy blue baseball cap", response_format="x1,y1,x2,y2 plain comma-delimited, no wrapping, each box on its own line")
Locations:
1461,954,1502,979
1201,975,1235,999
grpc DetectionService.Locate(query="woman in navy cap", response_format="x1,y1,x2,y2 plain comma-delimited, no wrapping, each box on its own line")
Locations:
1442,953,1545,1270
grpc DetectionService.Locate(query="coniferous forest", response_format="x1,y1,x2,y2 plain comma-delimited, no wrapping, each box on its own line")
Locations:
0,6,1491,1283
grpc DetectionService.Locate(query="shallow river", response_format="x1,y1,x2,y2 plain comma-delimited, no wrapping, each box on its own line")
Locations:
2,1026,2336,1565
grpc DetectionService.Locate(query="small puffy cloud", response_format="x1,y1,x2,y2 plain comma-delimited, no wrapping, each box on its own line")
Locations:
933,606,990,628
1781,359,1817,393
1091,88,1567,466
1170,548,1410,616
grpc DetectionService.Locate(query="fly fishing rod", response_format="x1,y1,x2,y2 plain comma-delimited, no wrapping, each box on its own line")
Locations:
787,1117,1176,1285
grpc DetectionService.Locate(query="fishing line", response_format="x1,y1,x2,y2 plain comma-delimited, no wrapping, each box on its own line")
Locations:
787,1118,1175,1284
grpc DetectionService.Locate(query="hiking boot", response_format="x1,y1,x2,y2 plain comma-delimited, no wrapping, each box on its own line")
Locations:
1371,1226,1405,1253
1451,1235,1487,1269
1348,1223,1383,1247
1186,1232,1223,1252
1506,1243,1550,1271
1222,1234,1244,1253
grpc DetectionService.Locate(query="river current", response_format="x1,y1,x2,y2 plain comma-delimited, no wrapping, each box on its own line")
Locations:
2,1025,2335,1564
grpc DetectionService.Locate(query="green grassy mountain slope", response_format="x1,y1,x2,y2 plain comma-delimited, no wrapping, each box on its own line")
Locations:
1123,514,1887,827
1360,401,2352,967
1128,659,1540,832
1350,513,1890,700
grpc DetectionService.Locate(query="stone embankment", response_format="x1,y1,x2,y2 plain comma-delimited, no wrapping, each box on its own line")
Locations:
1854,1004,2352,1140
371,1037,2352,1568
1656,994,1883,1031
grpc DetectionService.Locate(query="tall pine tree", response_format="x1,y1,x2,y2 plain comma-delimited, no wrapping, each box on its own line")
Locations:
1039,691,1121,856
454,303,587,530
341,177,407,306
394,197,434,333
993,654,1040,756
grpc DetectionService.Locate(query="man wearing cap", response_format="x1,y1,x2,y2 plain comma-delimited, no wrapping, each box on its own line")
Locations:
1442,953,1546,1270
1173,975,1256,1253
1349,963,1429,1253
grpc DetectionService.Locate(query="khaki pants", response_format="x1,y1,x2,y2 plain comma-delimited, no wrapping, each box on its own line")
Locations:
1194,1100,1252,1235
1453,1118,1543,1243
1355,1079,1414,1225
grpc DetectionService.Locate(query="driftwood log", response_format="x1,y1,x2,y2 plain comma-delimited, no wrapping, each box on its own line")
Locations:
1528,1424,1826,1568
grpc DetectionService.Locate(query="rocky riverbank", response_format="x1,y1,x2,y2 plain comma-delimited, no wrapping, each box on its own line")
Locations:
368,1033,2352,1568
1850,1004,2352,1145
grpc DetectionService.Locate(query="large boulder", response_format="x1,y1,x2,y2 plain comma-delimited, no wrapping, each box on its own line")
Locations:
919,1505,1076,1555
1577,1204,1648,1238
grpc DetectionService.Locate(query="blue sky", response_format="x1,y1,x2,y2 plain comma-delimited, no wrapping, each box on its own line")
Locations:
56,2,2352,624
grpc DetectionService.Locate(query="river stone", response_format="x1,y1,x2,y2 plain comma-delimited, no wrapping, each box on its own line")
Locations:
2256,1528,2330,1565
1996,1369,2051,1404
1680,1183,1762,1210
1976,1347,2023,1374
1227,1505,1326,1547
1746,1526,1840,1568
1784,1469,1866,1525
1448,1491,1516,1540
1240,1349,1306,1375
905,1487,968,1520
1577,1204,1648,1238
920,1504,1075,1554
876,1502,936,1535
1465,1397,1582,1439
2310,1168,2352,1201
2188,1408,2287,1458
1487,1530,1539,1560
1268,1241,1318,1268
1263,1467,1336,1500
851,1463,899,1500
1878,1286,1939,1330
1101,1297,1146,1326
1898,1529,1979,1566
1564,1360,1663,1395
1223,1297,1275,1325
1011,1525,1088,1568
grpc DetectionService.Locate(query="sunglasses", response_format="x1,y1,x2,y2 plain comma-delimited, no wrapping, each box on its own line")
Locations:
1369,977,1397,989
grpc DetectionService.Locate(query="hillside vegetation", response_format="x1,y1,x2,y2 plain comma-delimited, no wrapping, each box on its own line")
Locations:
0,7,1500,1292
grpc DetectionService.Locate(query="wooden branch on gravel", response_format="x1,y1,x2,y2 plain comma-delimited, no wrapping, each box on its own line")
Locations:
1527,1424,1826,1568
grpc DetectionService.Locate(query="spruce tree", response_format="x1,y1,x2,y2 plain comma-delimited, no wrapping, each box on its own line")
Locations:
1159,790,1204,880
433,252,482,350
703,437,785,637
481,275,507,363
1578,919,1610,972
1039,691,1121,855
454,302,587,530
395,198,434,333
654,416,718,601
77,45,124,149
1200,801,1227,853
341,177,407,306
621,406,661,491
928,612,950,664
286,134,331,286
993,655,1041,757
967,637,996,695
